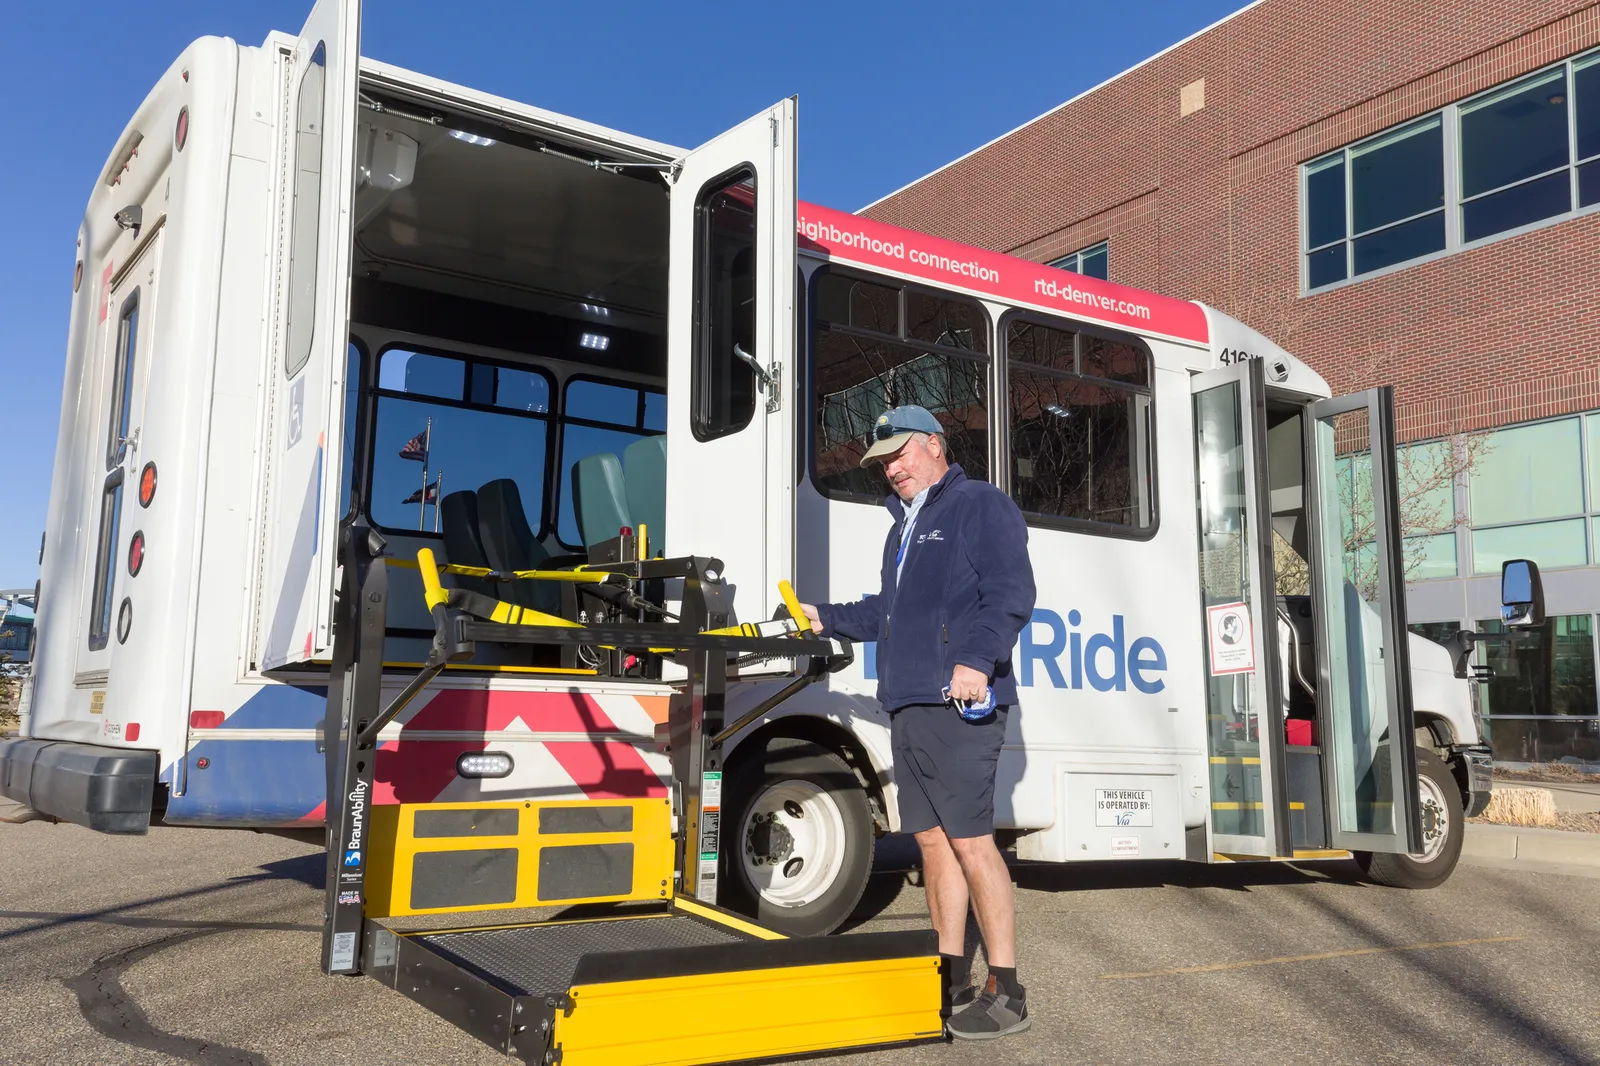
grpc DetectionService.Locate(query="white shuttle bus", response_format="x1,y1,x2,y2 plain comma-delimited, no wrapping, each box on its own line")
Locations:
6,0,1507,935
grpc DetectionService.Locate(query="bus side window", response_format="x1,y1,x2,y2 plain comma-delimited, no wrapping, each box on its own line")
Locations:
691,172,758,442
809,267,991,502
1004,317,1156,535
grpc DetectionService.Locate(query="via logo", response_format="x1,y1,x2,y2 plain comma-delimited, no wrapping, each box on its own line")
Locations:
917,529,944,543
343,849,361,867
1114,812,1134,826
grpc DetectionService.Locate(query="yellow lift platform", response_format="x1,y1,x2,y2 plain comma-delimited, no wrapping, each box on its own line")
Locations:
317,522,945,1064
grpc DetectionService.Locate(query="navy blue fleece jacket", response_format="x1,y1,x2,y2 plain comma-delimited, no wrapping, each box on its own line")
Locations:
815,464,1036,711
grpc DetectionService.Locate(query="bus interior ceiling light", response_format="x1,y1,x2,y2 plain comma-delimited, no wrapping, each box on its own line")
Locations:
449,129,496,147
457,751,513,779
580,332,610,351
1044,403,1072,418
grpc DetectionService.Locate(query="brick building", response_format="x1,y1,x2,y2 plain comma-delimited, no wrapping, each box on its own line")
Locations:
865,0,1600,765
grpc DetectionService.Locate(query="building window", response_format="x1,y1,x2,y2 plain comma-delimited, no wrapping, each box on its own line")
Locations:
1049,241,1108,281
1004,316,1154,533
809,267,990,502
1398,438,1460,580
1476,614,1599,766
1303,46,1600,291
1468,417,1589,574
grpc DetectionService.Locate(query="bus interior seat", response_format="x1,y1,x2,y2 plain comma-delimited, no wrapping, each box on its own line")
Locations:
439,490,499,598
622,435,666,554
573,453,631,549
476,479,562,616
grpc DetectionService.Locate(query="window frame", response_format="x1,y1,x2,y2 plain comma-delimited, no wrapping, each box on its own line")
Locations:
1301,44,1600,294
804,264,995,508
997,308,1160,542
364,342,557,540
1048,240,1109,280
89,289,141,651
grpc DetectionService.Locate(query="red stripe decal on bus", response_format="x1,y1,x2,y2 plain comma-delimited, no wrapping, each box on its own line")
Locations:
796,201,1208,344
398,689,621,734
543,741,669,799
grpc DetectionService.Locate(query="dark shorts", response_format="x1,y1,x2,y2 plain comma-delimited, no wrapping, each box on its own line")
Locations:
890,703,1009,839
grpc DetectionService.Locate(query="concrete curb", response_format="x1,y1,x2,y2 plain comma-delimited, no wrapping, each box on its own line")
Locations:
1463,823,1600,872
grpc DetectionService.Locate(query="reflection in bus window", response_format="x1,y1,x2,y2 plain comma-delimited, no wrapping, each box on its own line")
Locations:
1006,319,1154,532
811,268,990,502
369,348,551,534
692,174,757,442
558,378,664,548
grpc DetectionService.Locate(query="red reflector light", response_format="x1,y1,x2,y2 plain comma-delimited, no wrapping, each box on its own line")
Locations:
125,723,141,742
128,531,145,577
190,710,225,729
175,106,189,152
139,462,157,507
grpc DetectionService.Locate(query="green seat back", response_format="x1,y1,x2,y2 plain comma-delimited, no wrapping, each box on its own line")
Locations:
572,453,631,549
622,435,666,555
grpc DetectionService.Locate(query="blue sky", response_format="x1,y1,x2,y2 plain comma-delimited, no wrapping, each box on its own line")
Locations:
3,0,1240,589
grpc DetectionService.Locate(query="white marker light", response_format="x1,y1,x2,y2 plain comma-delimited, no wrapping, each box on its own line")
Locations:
456,751,514,778
449,129,497,147
580,332,611,351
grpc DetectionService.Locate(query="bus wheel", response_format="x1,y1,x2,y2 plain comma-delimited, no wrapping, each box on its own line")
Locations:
1355,747,1463,889
718,736,873,937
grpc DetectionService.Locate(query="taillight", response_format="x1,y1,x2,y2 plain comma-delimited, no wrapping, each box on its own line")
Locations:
175,106,189,152
139,462,156,507
74,259,83,293
128,531,145,576
116,598,132,644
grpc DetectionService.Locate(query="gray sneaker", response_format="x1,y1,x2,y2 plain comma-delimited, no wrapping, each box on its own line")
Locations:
946,982,1029,1040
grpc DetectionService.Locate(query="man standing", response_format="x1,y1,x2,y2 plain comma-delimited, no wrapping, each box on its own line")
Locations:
800,405,1036,1040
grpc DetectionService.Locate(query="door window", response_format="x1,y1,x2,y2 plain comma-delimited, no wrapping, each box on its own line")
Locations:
89,291,140,649
691,172,758,441
1194,378,1269,840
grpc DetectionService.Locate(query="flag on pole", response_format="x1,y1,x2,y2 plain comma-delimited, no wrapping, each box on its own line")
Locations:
399,428,429,463
402,481,439,505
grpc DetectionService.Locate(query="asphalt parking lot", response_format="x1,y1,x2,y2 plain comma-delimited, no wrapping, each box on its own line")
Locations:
4,821,1600,1066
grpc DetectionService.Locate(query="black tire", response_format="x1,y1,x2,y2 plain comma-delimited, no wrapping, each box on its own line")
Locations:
717,736,874,937
1355,747,1463,889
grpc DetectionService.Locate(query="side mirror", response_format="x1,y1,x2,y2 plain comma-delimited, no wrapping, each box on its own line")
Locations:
1500,559,1545,629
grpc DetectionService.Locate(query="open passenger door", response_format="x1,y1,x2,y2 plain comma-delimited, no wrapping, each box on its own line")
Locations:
254,0,362,670
664,100,798,630
1191,360,1293,859
1303,388,1423,856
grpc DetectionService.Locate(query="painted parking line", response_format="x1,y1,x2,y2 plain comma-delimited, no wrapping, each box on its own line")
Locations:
1100,936,1524,980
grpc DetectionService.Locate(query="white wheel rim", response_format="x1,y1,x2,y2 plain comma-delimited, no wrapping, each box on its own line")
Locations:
1416,771,1450,863
740,780,846,908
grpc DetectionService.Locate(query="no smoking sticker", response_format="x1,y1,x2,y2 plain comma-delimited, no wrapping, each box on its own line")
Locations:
1206,601,1255,675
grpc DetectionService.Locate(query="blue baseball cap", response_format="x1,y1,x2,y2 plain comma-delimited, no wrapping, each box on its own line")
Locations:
860,405,943,467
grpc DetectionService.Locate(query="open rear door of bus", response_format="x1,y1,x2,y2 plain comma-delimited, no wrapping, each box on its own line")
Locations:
1191,360,1293,859
1303,387,1424,856
254,0,362,670
664,100,798,632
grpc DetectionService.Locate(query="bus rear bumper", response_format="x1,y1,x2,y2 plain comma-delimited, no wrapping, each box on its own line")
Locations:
0,737,159,834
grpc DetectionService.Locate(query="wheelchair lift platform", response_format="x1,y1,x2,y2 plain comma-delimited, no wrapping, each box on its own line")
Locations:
319,524,945,1065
